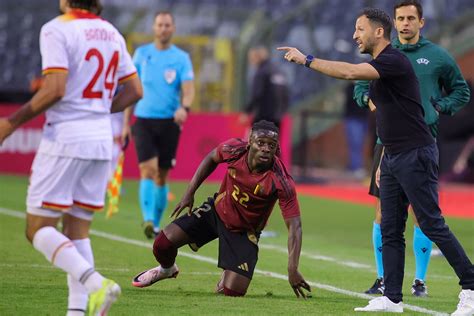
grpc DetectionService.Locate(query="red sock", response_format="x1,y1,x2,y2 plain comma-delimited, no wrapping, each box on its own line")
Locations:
153,232,177,268
223,286,245,297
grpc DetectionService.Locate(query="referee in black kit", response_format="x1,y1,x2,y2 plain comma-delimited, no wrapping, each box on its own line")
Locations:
278,7,474,315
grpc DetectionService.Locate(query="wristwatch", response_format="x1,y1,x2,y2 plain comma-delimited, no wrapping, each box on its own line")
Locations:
305,55,314,68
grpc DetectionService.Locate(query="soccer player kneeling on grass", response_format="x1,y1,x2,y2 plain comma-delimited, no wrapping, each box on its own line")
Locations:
132,120,311,298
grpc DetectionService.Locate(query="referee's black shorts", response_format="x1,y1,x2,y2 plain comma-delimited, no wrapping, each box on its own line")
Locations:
368,143,384,197
132,118,181,169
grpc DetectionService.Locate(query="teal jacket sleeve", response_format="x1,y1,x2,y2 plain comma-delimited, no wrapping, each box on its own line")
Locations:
434,54,470,115
353,80,370,108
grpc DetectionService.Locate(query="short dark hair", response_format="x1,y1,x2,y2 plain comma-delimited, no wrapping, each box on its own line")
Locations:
251,120,279,135
360,8,392,40
155,10,174,22
68,0,102,14
394,0,423,19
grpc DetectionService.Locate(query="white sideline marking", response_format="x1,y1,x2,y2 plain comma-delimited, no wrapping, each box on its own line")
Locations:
260,243,455,280
0,262,130,272
0,207,448,315
0,207,455,279
0,263,220,276
260,243,371,269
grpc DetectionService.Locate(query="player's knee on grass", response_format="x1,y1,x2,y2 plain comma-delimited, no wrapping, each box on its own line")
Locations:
224,286,246,297
222,270,250,297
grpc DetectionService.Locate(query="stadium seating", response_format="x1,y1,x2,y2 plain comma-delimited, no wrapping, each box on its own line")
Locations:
1,0,472,103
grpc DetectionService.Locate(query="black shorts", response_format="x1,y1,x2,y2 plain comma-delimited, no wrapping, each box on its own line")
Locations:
173,196,259,280
368,143,384,197
132,118,181,168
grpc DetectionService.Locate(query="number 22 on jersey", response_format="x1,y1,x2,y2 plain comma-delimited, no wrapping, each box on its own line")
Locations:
83,48,119,99
232,185,249,208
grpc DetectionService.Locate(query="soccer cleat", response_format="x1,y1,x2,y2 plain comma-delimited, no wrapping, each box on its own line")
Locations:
354,296,403,313
132,264,179,288
88,279,121,316
411,279,428,297
365,277,385,295
143,221,154,239
451,289,474,316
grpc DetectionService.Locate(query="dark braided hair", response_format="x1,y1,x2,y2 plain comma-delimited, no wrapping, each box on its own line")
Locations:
68,0,103,14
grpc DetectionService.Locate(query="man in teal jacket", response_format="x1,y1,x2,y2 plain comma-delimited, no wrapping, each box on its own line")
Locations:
354,0,470,297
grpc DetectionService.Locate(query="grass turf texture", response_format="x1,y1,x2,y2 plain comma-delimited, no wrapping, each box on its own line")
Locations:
0,174,472,315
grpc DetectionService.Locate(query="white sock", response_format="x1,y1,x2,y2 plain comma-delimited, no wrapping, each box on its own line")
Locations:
160,265,174,274
32,227,104,293
67,238,94,313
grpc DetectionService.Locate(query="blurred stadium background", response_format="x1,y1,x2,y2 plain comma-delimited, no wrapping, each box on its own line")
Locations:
1,0,473,183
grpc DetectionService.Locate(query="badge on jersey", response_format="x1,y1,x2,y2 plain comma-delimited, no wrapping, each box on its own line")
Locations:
164,69,176,84
254,183,265,195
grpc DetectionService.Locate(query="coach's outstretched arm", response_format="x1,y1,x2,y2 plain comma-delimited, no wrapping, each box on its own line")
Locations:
277,47,380,81
171,149,220,218
286,216,311,298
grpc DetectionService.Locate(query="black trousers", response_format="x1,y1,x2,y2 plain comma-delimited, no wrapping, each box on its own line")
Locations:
380,143,474,302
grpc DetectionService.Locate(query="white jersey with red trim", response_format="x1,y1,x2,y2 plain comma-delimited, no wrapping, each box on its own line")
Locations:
38,9,137,159
38,10,136,160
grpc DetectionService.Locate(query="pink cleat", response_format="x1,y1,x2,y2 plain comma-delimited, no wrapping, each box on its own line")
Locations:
132,264,179,288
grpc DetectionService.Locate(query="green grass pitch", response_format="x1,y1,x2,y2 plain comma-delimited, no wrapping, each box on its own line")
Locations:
0,174,472,315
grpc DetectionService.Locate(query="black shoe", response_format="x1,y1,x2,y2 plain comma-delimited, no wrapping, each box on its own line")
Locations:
143,221,154,239
411,279,428,297
364,277,385,294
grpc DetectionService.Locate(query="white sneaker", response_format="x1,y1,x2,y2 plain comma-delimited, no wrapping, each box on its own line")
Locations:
452,290,474,316
354,296,403,313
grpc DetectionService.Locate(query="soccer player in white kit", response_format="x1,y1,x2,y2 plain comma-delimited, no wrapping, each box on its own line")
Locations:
0,1,142,315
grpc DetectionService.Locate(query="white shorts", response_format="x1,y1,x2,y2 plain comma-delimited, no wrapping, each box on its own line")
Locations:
28,205,94,221
27,153,111,216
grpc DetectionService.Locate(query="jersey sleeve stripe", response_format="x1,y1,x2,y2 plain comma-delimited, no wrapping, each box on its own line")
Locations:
73,200,103,212
42,67,68,75
118,72,138,84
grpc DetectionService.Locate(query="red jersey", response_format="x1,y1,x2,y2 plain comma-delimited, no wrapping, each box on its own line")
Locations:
214,138,300,232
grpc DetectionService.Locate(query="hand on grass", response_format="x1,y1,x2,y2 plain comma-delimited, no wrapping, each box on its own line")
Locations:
288,269,311,299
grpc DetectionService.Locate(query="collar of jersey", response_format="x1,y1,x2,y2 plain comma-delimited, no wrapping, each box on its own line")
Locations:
68,9,101,20
392,36,428,52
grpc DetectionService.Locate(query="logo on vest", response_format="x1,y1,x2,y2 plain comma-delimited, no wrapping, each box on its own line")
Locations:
416,58,430,65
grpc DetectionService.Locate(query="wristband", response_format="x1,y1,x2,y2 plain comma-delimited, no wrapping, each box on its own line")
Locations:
305,55,314,68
